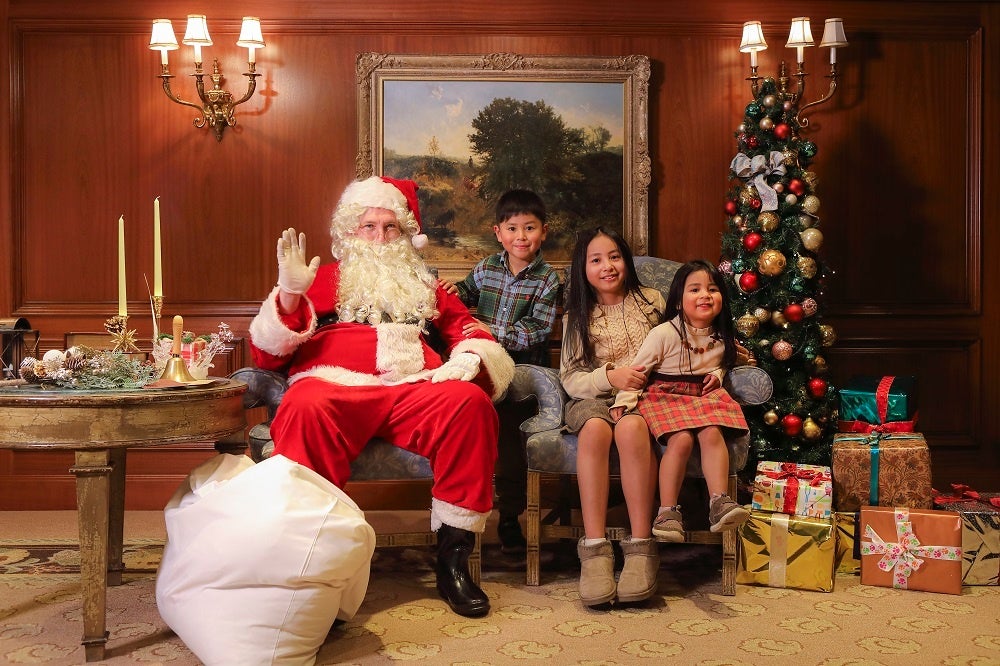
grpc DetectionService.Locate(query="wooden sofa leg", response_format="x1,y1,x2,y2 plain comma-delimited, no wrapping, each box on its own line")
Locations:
470,532,481,585
721,473,738,595
526,470,541,585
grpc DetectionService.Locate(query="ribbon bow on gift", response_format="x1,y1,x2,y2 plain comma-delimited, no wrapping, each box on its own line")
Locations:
763,462,831,486
838,376,918,434
933,483,1000,509
860,508,962,589
730,151,786,212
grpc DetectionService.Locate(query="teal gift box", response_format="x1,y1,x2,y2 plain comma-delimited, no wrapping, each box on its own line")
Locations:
839,375,917,426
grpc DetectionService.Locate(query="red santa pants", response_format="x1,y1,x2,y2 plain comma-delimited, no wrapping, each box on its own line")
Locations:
270,378,498,515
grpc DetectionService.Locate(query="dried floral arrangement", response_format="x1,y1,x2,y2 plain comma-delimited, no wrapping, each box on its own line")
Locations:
19,346,157,389
151,322,233,379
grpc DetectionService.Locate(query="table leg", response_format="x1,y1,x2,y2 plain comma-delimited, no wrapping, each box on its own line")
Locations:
71,449,113,662
107,448,126,586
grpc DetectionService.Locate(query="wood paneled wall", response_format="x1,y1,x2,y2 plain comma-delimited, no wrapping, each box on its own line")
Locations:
2,0,997,509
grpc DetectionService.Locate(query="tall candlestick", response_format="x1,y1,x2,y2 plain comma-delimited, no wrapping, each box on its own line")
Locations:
153,197,162,297
118,215,127,316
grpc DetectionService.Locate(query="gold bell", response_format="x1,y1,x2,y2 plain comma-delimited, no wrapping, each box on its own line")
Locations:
158,315,195,383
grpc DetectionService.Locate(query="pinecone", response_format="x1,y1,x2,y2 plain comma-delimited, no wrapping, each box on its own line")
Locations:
64,351,88,370
19,357,38,381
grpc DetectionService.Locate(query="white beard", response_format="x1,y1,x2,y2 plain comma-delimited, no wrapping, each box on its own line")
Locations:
334,236,438,326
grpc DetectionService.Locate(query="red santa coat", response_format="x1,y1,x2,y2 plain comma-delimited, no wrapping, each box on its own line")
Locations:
248,263,515,529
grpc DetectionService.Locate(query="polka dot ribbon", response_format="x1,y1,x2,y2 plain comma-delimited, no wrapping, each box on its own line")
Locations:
860,507,962,589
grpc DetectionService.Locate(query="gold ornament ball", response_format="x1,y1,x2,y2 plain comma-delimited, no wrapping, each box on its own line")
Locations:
819,324,837,347
759,117,774,131
797,256,818,278
812,356,829,374
800,228,824,252
736,314,760,338
785,193,798,205
802,194,821,214
799,214,814,229
803,171,819,189
802,417,823,440
758,249,787,276
763,410,780,425
771,310,787,327
740,184,758,204
771,340,794,360
754,307,771,323
781,147,797,166
758,211,780,232
762,94,777,108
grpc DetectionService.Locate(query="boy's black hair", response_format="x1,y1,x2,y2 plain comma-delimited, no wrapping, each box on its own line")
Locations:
664,259,737,370
495,189,547,224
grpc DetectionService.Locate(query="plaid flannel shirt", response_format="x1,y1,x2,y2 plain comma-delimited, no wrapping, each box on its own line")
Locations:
456,251,560,366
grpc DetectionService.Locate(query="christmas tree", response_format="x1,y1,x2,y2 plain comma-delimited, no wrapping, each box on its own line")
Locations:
719,76,838,478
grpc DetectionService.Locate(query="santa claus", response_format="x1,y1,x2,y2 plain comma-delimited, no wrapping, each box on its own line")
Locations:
249,176,515,617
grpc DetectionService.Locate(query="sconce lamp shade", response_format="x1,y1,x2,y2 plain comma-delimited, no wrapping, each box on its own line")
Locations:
820,18,848,48
182,15,213,46
237,17,265,49
785,17,814,48
740,21,768,52
149,19,179,50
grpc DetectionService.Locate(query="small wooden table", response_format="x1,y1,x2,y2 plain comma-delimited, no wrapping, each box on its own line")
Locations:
0,378,247,662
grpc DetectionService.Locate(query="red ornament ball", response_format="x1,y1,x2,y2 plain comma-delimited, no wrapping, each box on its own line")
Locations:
750,197,762,210
742,232,763,251
724,200,738,216
807,377,828,399
746,135,760,149
738,271,760,292
784,303,805,322
788,178,806,196
781,414,803,436
774,123,791,140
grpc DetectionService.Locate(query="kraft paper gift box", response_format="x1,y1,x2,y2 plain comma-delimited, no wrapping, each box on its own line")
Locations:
737,510,835,592
752,460,833,519
832,432,932,512
834,511,861,575
859,506,963,595
839,375,917,430
933,485,1000,586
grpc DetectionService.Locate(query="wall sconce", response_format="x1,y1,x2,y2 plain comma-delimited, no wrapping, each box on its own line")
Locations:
149,16,265,141
740,17,847,126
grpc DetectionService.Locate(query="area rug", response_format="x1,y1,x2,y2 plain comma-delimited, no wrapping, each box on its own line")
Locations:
2,540,1000,665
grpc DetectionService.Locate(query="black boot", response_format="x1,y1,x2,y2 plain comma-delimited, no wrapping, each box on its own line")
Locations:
435,524,490,617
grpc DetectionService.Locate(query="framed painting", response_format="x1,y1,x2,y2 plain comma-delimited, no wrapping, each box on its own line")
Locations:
356,52,651,281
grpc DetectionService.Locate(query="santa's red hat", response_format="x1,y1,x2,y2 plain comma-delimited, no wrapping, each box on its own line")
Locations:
330,175,428,249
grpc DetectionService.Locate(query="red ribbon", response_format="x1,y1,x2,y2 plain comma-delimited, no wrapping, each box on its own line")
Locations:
761,462,830,515
837,418,917,434
933,483,1000,509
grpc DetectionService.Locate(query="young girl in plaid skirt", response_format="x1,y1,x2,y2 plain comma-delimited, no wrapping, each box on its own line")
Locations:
611,259,750,543
561,227,664,606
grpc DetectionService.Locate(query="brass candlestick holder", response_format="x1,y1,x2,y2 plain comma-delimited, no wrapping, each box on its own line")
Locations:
159,315,195,382
151,294,163,340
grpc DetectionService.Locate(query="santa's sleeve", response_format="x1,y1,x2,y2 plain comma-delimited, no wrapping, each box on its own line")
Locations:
434,286,515,401
248,286,318,372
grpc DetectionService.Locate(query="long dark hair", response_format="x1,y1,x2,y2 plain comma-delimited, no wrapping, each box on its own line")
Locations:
664,259,737,370
564,226,649,368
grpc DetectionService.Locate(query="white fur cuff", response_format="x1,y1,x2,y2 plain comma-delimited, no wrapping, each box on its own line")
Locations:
453,337,515,401
248,286,317,357
430,498,489,533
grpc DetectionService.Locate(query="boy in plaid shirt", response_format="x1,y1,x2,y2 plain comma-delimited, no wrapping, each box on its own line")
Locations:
443,189,560,553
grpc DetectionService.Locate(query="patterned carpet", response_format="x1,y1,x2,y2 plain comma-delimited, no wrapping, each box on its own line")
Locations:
2,539,1000,665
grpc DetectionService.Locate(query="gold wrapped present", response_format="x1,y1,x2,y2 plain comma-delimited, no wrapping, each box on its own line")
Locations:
737,510,835,592
752,460,833,519
859,506,963,594
835,511,861,575
933,485,1000,586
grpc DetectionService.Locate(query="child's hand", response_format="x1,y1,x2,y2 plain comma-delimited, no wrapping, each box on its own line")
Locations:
610,406,626,422
735,342,755,366
438,278,458,296
702,373,721,394
462,320,492,338
608,365,646,391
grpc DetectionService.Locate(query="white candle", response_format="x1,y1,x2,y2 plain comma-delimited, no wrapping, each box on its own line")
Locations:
248,46,256,64
829,47,838,65
797,45,805,64
750,50,758,68
118,215,127,316
153,197,162,297
160,49,168,66
193,44,202,64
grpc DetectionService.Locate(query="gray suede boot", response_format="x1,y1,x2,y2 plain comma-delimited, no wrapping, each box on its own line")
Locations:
577,538,615,606
616,537,659,603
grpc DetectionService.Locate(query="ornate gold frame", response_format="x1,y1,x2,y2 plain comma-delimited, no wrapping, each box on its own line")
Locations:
356,52,651,278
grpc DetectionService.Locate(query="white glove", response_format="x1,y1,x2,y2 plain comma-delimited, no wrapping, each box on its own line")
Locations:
276,228,321,295
431,352,481,383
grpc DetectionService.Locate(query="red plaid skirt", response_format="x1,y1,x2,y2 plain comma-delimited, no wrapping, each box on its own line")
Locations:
636,377,748,441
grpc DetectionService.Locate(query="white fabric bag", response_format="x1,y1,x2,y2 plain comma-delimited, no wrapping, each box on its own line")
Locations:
156,454,376,665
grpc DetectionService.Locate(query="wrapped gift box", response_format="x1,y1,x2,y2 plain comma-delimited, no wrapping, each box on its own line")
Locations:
737,510,835,592
933,485,1000,586
752,461,833,519
839,375,917,429
834,511,861,575
859,506,963,595
832,432,932,512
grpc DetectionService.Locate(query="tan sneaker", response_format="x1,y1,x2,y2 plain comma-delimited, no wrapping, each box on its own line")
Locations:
709,494,750,533
652,507,685,543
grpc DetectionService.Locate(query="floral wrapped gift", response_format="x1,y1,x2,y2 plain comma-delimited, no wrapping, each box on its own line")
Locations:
752,460,832,519
834,511,861,575
932,484,1000,586
736,510,835,592
832,432,932,512
859,506,963,595
839,375,917,432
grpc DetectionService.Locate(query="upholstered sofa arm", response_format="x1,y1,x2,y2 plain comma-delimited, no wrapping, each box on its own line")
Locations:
229,367,289,419
507,363,567,435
